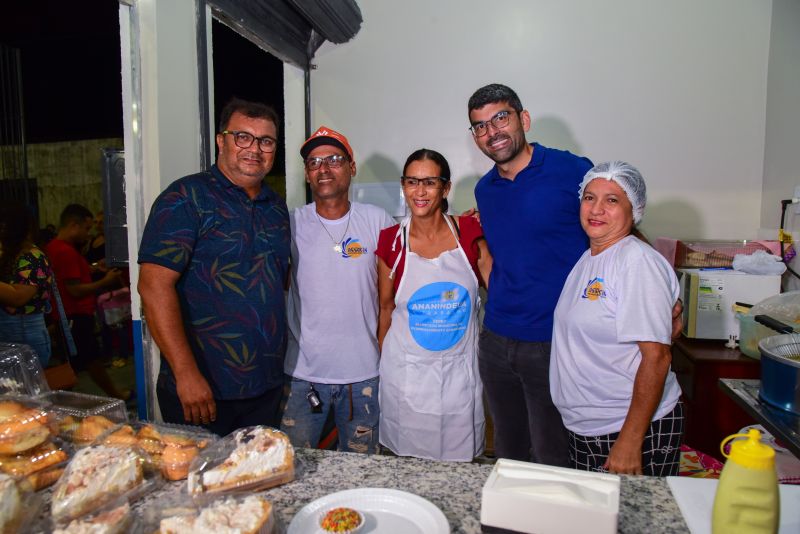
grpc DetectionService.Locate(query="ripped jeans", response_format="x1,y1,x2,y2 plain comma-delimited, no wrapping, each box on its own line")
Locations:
280,376,380,454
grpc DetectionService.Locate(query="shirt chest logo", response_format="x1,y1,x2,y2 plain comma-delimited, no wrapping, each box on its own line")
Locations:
341,237,368,259
581,277,606,301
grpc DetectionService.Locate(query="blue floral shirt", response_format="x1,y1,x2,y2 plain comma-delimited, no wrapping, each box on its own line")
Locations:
138,165,290,399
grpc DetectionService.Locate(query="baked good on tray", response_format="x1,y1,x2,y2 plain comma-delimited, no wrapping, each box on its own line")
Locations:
53,503,131,534
0,473,22,533
188,426,294,494
51,445,143,521
0,402,52,454
158,495,272,534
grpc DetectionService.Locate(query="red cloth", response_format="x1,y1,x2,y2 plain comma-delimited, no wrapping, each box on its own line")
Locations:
45,238,94,316
376,215,486,292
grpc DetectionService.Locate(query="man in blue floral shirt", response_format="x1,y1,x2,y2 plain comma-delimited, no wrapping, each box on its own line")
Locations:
138,98,290,435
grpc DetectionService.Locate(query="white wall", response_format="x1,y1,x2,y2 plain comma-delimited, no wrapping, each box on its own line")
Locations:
285,0,773,241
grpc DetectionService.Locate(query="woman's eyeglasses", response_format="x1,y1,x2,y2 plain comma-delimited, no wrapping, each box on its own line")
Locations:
401,177,445,189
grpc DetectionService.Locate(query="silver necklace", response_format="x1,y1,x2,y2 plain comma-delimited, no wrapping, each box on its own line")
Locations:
315,206,352,253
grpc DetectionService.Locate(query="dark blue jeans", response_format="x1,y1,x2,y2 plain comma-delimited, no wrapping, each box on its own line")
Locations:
478,327,569,466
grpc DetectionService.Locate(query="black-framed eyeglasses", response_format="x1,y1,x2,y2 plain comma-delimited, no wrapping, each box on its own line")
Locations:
221,130,277,153
305,154,349,170
401,176,445,189
469,110,514,137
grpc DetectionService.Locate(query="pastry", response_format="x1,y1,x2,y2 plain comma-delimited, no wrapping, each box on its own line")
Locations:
0,473,22,533
159,495,272,534
72,416,116,446
161,441,199,481
320,507,364,533
0,440,68,477
24,465,65,491
103,425,139,446
0,400,26,420
51,445,143,521
0,407,52,454
53,503,131,534
188,427,294,494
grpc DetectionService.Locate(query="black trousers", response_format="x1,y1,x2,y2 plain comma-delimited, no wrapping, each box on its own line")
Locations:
157,378,284,437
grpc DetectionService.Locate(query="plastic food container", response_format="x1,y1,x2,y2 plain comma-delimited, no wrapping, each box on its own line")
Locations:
0,437,71,491
0,395,59,456
143,493,276,533
97,421,217,481
50,444,161,522
48,500,135,534
0,342,50,396
737,291,800,359
188,426,295,495
43,391,129,447
0,472,45,533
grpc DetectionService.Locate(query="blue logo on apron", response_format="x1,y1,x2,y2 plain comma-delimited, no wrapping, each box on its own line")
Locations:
407,281,471,351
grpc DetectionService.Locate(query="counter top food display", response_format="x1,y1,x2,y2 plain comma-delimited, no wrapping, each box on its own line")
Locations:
31,446,689,533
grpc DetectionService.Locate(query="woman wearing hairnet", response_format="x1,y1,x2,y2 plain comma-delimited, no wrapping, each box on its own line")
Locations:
550,161,683,476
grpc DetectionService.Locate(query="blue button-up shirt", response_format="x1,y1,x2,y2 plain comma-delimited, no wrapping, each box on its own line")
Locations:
139,165,290,399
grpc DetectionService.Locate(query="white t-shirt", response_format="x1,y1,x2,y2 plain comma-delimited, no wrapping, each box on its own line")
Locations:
285,202,395,384
550,235,682,436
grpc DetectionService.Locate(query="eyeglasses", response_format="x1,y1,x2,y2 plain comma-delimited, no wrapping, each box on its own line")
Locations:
469,110,514,137
221,130,277,153
401,177,445,189
305,154,349,170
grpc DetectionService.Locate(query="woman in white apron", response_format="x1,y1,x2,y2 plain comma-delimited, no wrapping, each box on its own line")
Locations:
376,149,492,461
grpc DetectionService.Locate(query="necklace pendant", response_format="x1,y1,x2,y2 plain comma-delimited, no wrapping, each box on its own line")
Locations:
333,244,343,253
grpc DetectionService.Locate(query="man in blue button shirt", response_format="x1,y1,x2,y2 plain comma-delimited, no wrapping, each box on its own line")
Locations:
138,98,290,435
468,84,593,466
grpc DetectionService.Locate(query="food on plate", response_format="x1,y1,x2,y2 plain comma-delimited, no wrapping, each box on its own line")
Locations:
0,405,52,454
51,445,143,521
161,441,199,481
72,415,116,446
188,426,294,494
53,503,131,534
158,495,272,534
320,507,364,533
0,440,68,477
0,473,22,533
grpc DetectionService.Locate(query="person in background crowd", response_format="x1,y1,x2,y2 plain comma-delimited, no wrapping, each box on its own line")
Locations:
46,203,125,397
0,203,54,366
376,148,492,461
281,126,393,453
138,97,290,435
84,210,105,266
550,161,683,476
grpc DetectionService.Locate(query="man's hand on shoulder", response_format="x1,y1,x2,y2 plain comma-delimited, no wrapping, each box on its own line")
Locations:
460,207,481,224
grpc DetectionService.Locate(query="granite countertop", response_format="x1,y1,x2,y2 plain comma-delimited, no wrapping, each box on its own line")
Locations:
132,448,690,533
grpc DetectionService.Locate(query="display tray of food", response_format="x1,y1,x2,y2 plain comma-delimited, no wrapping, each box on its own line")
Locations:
96,420,217,481
188,426,295,496
143,492,276,534
0,343,50,397
50,443,161,524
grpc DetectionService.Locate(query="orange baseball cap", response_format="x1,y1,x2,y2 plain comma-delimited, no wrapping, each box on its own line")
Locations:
300,126,354,160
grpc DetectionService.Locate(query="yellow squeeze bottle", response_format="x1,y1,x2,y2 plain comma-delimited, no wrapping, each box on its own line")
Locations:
712,428,779,534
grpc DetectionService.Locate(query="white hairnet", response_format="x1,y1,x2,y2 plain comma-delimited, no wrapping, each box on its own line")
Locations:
578,161,647,224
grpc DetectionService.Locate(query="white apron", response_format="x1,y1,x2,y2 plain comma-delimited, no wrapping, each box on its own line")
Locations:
379,214,484,461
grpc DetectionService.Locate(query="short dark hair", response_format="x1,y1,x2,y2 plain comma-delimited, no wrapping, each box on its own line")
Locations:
403,148,452,213
218,97,280,134
467,83,523,113
59,204,94,228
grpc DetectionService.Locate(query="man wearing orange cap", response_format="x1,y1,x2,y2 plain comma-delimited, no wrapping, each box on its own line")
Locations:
281,126,394,453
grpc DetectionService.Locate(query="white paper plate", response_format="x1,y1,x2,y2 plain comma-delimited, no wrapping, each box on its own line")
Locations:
287,488,450,534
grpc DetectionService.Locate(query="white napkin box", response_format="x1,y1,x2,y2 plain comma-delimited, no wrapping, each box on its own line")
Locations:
480,459,620,534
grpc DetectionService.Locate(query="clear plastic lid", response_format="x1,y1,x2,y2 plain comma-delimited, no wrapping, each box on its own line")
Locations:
0,436,71,491
0,472,45,533
96,421,217,481
39,390,128,422
144,492,276,534
0,343,50,396
188,426,295,496
58,412,126,447
50,444,161,522
50,500,135,534
0,394,59,455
